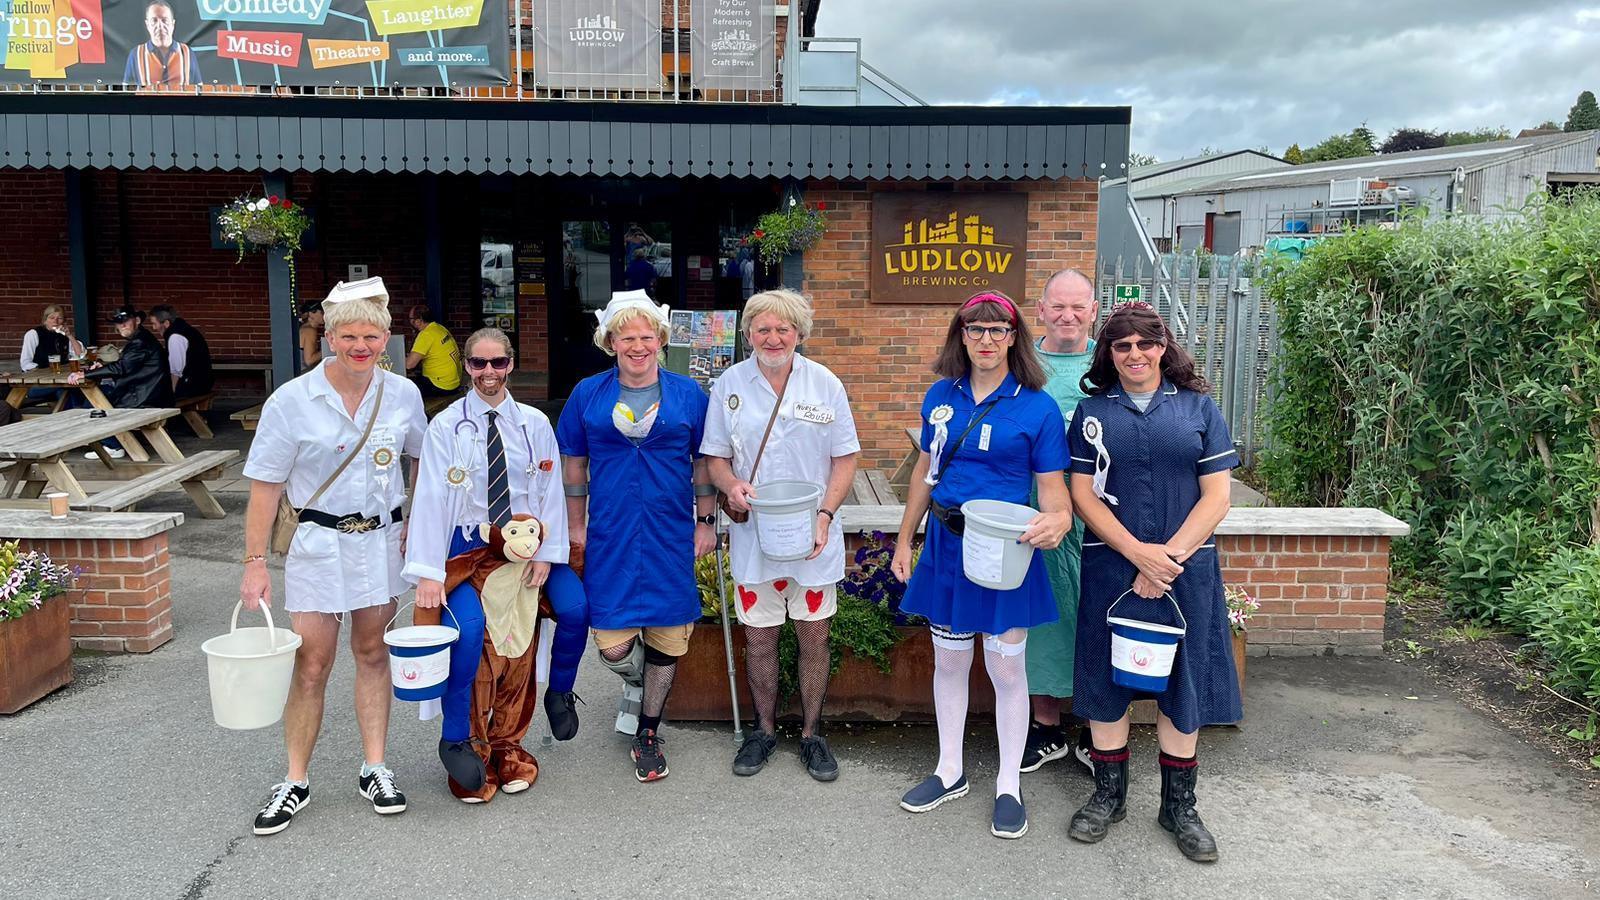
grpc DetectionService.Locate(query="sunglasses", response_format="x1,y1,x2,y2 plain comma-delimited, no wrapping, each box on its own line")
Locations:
465,356,512,371
1109,339,1163,354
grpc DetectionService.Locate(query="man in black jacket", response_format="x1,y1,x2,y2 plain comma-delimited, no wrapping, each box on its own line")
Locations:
67,308,174,458
149,304,215,398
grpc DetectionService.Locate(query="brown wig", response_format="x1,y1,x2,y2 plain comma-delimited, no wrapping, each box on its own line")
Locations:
1079,304,1212,395
931,290,1048,391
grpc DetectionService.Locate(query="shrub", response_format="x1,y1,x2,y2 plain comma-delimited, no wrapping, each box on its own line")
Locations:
1503,546,1600,704
1438,507,1564,621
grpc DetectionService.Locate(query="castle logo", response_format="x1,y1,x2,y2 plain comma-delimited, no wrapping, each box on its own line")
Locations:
871,193,1029,304
568,12,624,46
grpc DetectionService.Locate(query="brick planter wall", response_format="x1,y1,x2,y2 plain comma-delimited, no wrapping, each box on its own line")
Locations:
1218,534,1390,657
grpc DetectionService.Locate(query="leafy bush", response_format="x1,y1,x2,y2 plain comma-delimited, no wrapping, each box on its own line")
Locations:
1503,546,1600,704
1438,507,1564,621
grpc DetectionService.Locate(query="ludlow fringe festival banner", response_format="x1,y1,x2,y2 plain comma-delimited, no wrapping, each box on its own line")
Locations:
533,0,660,90
689,0,771,90
870,193,1029,304
0,0,509,86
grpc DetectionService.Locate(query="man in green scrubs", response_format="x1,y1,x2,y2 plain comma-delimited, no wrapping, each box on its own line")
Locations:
1022,269,1098,774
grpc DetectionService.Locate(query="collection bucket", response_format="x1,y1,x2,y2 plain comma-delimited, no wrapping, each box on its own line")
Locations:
959,499,1037,591
202,601,303,730
384,601,460,702
1106,590,1188,693
747,480,824,562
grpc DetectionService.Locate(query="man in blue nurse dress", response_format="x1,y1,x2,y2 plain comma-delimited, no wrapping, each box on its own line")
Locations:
557,291,717,782
891,291,1075,840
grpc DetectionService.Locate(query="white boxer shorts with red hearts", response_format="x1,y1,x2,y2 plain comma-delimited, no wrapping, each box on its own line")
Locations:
732,578,838,628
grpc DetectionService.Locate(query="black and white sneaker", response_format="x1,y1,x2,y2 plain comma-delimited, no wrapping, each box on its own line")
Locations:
1019,720,1070,773
358,766,407,815
253,782,309,836
1073,726,1094,774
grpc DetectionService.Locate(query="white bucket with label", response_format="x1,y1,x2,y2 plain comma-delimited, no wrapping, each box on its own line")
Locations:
959,499,1037,591
1107,590,1188,693
384,601,460,702
747,480,823,562
202,601,303,730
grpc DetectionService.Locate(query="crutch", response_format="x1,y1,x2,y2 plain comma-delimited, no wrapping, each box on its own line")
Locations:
714,521,745,744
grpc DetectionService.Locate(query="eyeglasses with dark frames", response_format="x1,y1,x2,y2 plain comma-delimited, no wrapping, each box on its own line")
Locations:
963,325,1015,342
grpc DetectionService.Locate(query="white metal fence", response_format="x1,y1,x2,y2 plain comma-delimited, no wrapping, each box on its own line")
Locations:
1096,251,1277,466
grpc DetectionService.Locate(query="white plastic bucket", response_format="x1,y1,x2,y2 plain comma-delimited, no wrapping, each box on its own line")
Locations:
201,601,303,730
384,601,460,702
959,499,1037,591
747,480,823,562
1107,590,1188,693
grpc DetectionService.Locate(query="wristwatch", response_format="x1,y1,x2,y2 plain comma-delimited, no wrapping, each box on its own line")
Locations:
818,508,835,520
696,514,717,525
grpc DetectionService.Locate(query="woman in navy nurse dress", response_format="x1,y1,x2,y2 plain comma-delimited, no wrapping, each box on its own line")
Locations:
1064,302,1241,863
889,291,1074,840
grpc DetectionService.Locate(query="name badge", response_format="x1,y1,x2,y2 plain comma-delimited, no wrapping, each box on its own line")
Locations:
979,423,992,452
794,402,835,425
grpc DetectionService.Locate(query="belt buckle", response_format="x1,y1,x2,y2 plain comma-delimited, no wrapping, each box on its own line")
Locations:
336,514,377,534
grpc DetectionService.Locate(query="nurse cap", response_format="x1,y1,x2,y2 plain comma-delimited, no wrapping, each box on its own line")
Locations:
324,276,390,306
594,289,670,333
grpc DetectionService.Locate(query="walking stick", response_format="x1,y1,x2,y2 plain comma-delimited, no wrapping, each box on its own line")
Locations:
714,522,745,744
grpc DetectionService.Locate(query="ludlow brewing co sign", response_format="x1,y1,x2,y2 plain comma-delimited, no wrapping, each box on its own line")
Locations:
870,193,1028,303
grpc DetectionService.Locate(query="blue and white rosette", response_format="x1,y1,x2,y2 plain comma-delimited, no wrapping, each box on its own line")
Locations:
923,404,954,486
1082,415,1119,506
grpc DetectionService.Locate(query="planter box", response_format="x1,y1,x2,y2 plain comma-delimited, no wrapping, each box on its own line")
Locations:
672,625,1247,724
0,598,74,714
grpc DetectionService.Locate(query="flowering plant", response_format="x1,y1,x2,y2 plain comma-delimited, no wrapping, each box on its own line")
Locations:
747,198,828,268
218,194,310,257
1225,585,1259,635
0,541,78,622
844,530,923,625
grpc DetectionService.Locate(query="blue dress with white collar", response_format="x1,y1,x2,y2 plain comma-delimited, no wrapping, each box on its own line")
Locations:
900,372,1068,635
1067,380,1242,731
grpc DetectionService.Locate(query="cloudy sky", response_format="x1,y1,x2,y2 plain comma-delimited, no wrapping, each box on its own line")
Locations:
814,1,1600,163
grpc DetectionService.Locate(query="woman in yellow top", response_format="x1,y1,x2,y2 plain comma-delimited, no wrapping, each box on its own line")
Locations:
405,305,463,397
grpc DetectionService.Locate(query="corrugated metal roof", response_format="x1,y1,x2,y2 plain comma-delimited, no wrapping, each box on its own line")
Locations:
0,95,1130,180
1127,149,1283,182
1169,131,1598,196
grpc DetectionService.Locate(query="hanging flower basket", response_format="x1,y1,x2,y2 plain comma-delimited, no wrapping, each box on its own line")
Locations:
217,193,311,313
746,199,828,268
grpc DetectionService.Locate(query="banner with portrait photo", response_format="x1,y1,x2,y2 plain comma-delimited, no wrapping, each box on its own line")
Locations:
689,0,772,90
0,0,510,87
532,0,660,91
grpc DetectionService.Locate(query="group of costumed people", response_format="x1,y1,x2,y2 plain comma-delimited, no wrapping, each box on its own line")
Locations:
236,270,1240,863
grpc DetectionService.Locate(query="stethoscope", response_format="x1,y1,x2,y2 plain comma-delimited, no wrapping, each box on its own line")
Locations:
450,404,539,485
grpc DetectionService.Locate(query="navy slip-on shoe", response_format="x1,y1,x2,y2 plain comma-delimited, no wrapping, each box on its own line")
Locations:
899,774,969,813
991,792,1028,839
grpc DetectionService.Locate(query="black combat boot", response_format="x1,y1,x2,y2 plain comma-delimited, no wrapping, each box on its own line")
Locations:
1158,753,1219,863
1067,746,1128,843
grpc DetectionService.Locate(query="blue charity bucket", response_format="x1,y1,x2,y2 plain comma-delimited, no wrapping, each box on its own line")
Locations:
1107,590,1188,693
383,600,460,702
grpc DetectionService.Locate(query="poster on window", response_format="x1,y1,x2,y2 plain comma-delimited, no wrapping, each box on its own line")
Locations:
0,0,509,86
532,0,660,90
689,0,772,90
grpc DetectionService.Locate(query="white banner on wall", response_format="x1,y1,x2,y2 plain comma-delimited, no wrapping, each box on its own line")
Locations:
534,0,664,90
690,0,776,89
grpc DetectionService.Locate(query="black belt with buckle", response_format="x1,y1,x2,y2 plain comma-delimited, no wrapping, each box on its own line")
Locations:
299,506,405,534
930,500,965,537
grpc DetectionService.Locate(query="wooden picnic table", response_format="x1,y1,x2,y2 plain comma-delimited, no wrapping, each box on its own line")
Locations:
0,408,235,518
0,369,153,461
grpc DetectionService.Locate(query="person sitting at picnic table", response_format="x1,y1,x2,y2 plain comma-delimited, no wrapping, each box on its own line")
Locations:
149,304,215,399
300,303,325,370
66,307,173,459
405,305,462,398
18,304,86,405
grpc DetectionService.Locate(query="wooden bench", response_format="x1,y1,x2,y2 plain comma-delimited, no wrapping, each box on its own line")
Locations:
75,449,237,518
231,403,263,431
213,361,274,394
175,392,215,439
424,393,458,419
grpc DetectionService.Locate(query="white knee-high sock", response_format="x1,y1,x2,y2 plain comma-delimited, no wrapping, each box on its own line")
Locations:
984,635,1029,800
931,640,974,788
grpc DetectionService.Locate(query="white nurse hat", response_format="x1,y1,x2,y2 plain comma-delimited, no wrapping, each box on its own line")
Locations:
324,276,390,306
594,289,669,334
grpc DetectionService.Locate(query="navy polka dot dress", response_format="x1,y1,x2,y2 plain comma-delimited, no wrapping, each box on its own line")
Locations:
1067,382,1242,732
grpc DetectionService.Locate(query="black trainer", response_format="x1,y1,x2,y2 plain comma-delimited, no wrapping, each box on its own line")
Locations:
358,766,407,814
800,734,839,782
632,728,669,782
732,730,777,776
438,738,486,790
253,782,309,836
1019,720,1070,773
544,690,583,741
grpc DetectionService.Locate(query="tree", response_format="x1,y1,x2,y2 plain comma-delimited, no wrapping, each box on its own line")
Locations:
1443,126,1510,145
1565,91,1600,131
1380,128,1446,153
1302,126,1377,163
1128,151,1159,167
1283,143,1305,165
1535,120,1562,131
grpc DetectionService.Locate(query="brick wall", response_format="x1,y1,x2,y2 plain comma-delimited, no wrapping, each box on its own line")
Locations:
802,178,1100,472
24,535,175,653
0,172,73,357
1217,534,1390,657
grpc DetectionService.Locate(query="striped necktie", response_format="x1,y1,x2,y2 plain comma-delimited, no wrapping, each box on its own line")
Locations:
485,409,511,527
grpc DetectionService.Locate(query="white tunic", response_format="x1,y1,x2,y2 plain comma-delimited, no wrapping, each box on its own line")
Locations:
403,390,569,585
243,363,427,613
700,354,860,587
